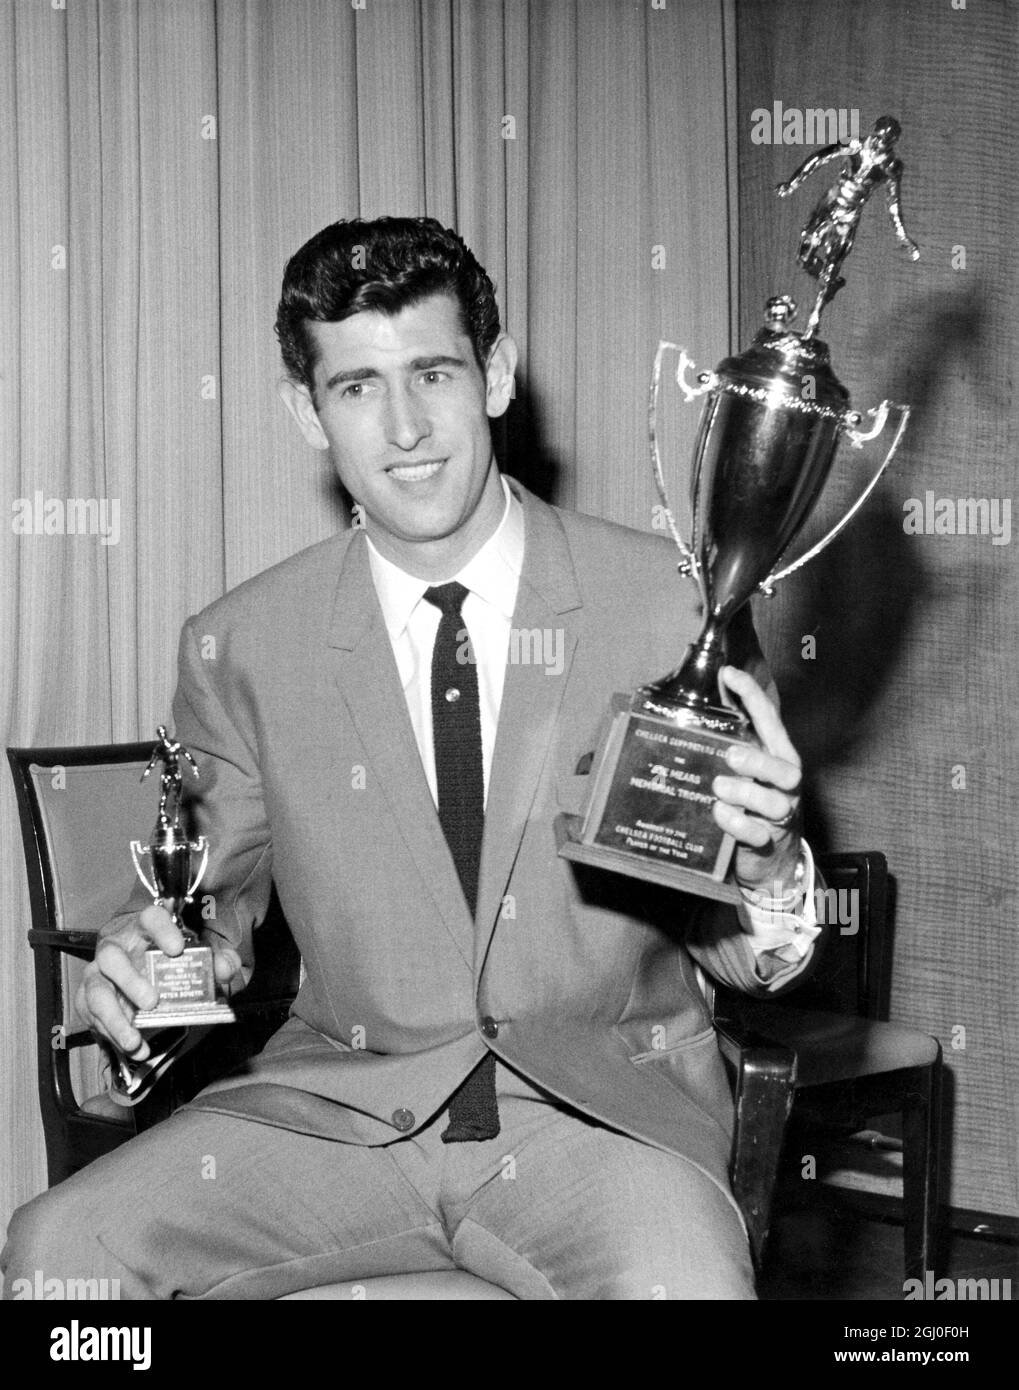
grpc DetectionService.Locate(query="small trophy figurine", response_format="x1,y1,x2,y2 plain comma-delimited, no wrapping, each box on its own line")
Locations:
557,117,918,902
130,726,235,1027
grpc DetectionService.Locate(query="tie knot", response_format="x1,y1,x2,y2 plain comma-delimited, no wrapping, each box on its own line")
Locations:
423,581,470,617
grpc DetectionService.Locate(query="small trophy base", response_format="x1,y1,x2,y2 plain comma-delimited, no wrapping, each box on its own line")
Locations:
557,692,749,902
133,944,236,1030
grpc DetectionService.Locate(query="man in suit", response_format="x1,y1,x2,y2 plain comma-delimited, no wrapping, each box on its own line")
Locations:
3,217,821,1300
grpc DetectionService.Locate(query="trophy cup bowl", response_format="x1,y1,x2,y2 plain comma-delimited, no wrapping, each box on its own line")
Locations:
556,300,909,902
131,729,235,1028
643,315,850,723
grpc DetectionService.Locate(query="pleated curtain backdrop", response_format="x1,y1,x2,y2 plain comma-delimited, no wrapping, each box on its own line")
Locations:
1,0,734,1228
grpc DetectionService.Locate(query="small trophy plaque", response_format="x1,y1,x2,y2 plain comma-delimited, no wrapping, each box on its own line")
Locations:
558,117,919,902
130,726,235,1027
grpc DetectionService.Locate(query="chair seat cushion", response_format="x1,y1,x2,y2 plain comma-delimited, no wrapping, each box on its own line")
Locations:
738,1004,939,1086
280,1270,517,1300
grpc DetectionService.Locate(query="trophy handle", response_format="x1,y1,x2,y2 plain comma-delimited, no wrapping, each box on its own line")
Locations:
186,836,209,900
758,400,910,593
130,841,158,899
674,348,719,404
843,399,893,447
648,342,706,595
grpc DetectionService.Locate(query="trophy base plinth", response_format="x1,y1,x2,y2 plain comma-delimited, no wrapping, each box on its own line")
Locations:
133,1003,236,1029
557,694,751,900
555,813,741,904
134,945,236,1030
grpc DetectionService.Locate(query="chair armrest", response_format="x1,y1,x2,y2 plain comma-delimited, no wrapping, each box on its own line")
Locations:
716,1015,797,1268
28,927,98,960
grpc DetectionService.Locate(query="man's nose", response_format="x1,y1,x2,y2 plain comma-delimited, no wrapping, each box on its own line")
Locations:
385,385,432,451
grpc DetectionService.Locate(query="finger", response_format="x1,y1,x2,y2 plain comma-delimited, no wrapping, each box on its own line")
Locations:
139,904,186,956
212,947,244,991
712,799,773,851
724,742,802,794
713,774,797,825
720,666,801,767
93,939,160,1011
80,968,152,1060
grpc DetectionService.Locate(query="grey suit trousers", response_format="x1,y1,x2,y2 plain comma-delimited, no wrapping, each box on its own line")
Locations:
4,1062,754,1301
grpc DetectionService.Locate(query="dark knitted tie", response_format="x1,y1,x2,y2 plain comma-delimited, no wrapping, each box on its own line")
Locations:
424,581,500,1142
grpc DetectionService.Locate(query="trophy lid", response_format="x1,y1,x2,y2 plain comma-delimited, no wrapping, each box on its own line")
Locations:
715,297,849,412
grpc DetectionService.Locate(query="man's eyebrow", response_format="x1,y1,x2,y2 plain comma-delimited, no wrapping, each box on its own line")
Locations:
409,354,470,371
323,366,381,391
323,355,470,392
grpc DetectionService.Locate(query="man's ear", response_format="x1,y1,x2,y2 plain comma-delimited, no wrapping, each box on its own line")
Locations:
278,378,330,451
484,333,518,420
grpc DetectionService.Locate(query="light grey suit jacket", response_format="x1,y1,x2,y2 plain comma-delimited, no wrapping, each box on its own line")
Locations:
143,478,812,1210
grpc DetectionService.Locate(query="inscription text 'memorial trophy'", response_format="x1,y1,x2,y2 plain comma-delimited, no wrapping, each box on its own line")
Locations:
130,726,235,1027
557,116,919,902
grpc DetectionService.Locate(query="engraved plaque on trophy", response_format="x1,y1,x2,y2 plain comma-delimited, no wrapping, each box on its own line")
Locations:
557,117,919,902
130,726,235,1027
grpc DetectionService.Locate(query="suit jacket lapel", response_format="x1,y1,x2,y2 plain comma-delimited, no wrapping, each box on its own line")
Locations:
474,484,582,967
326,530,474,966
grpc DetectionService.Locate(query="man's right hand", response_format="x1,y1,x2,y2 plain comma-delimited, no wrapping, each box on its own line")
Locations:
75,905,188,1062
77,908,247,1062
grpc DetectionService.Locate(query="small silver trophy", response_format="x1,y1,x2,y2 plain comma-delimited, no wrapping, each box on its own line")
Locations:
557,117,918,901
131,726,235,1027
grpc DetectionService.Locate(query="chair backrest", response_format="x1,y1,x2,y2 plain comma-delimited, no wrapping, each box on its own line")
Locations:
789,850,892,1021
8,743,159,1036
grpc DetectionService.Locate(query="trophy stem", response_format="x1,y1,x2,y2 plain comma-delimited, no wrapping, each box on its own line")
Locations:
158,907,198,944
638,622,748,736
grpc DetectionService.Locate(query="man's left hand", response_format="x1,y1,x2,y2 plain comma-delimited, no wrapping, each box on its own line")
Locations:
710,665,803,897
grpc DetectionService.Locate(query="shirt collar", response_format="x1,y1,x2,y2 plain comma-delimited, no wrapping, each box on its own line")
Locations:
367,474,524,640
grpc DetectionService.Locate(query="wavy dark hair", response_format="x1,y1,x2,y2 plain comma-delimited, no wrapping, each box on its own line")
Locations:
275,216,501,395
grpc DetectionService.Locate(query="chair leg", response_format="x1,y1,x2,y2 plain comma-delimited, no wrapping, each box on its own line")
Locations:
718,1032,796,1271
901,1055,941,1283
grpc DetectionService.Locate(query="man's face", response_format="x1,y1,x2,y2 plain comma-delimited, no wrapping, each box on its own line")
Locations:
281,292,516,576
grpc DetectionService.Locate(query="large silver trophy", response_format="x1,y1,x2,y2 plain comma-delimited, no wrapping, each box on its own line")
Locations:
130,726,235,1027
557,117,918,902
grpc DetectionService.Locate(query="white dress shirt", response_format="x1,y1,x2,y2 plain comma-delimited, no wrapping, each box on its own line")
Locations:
366,477,819,970
367,476,524,805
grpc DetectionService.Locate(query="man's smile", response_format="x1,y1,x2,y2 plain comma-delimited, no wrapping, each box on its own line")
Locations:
385,458,448,483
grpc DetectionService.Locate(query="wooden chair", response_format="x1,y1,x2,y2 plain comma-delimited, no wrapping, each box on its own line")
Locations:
8,739,797,1297
716,851,942,1283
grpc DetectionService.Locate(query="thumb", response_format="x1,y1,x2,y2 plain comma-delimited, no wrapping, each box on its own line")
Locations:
212,946,245,993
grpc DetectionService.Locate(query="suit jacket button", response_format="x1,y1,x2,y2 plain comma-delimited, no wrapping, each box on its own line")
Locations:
391,1108,415,1131
481,1016,499,1039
